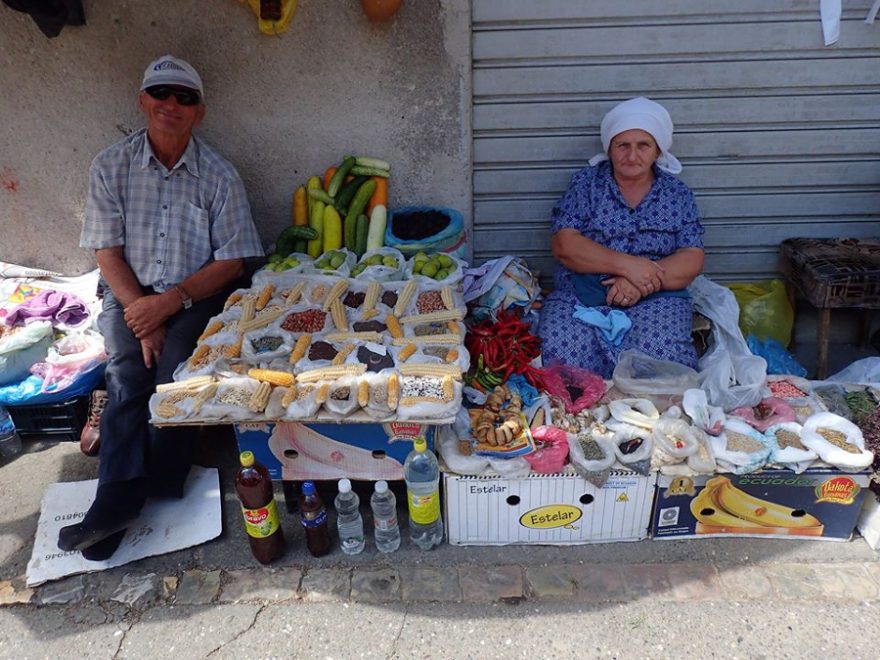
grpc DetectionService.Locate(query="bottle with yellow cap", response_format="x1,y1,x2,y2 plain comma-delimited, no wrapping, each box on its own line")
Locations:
403,436,443,549
235,451,286,564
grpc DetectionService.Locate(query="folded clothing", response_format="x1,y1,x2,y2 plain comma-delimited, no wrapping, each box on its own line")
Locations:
5,289,89,328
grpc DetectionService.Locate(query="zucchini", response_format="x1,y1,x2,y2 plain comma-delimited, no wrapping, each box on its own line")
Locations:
307,200,325,258
350,165,389,178
276,225,318,256
307,188,334,206
327,155,356,198
343,179,377,250
334,175,369,215
323,205,343,252
366,204,387,251
306,175,322,216
355,214,369,257
355,156,390,171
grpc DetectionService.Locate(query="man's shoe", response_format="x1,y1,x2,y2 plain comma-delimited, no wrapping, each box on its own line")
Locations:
58,511,137,552
80,389,107,457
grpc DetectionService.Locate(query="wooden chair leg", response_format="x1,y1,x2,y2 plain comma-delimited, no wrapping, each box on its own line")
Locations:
816,307,831,380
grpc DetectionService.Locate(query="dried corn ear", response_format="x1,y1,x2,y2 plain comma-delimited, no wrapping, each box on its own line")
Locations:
285,281,306,305
247,368,295,387
316,383,330,404
445,348,459,363
332,343,355,366
224,291,243,310
247,382,272,413
358,380,370,408
325,331,382,343
387,374,400,409
441,286,455,311
363,281,380,311
399,363,463,380
399,309,465,324
290,334,312,363
398,343,417,361
198,320,224,342
394,281,417,317
281,385,297,408
255,284,275,311
322,280,349,312
330,298,348,331
296,364,367,383
240,297,256,323
386,314,403,339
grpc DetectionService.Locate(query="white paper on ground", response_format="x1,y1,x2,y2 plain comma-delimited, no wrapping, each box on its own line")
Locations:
26,466,222,587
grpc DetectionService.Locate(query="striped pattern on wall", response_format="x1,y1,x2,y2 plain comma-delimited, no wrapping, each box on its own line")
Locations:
472,1,880,283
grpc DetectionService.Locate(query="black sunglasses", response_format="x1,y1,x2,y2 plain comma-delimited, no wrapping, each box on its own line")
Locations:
144,85,201,106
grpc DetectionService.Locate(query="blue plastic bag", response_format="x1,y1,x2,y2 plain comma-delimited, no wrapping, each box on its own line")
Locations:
384,206,467,259
0,362,105,406
747,335,807,377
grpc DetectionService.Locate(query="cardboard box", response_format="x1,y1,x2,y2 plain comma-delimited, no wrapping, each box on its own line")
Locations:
652,469,871,541
444,469,656,546
233,421,435,481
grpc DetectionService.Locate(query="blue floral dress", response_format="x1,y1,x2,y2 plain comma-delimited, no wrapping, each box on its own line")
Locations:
538,161,705,378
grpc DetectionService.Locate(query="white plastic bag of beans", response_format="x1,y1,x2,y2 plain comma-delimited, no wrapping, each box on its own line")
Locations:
801,412,874,471
764,421,817,473
709,419,772,474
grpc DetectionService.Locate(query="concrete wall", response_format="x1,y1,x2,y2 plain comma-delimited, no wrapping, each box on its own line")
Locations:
0,0,472,275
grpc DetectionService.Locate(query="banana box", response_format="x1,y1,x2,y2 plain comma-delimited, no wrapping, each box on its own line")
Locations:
233,421,435,481
653,469,871,541
444,469,656,545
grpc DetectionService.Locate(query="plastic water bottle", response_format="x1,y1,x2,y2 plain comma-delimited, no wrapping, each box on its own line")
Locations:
0,406,22,461
403,436,443,550
370,480,401,553
334,479,365,555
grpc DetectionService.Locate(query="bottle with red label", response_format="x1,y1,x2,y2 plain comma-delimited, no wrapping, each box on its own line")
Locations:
235,451,285,564
300,480,332,557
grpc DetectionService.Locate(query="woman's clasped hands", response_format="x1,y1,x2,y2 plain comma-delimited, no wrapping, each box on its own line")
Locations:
602,256,664,307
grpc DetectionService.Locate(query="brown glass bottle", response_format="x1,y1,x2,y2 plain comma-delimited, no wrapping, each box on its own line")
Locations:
235,451,286,564
300,480,331,557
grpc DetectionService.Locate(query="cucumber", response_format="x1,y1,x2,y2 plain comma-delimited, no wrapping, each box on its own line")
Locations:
276,225,319,256
334,175,369,215
343,179,377,250
355,156,390,171
294,239,307,254
307,188,334,206
350,165,389,178
327,155,356,198
355,214,369,257
366,204,387,251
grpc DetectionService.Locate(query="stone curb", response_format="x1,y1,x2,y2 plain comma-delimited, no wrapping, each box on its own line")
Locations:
3,561,880,608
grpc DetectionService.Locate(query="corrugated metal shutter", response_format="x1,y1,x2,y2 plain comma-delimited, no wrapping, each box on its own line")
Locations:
472,1,880,283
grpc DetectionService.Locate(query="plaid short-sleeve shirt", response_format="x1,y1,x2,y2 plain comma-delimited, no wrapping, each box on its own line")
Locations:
80,128,264,291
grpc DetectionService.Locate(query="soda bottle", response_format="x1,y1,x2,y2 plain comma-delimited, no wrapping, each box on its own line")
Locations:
234,451,285,564
403,436,443,550
371,480,400,553
300,481,331,557
0,406,22,461
334,479,365,555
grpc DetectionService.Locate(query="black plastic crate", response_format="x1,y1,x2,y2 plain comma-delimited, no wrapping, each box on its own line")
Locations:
8,397,89,443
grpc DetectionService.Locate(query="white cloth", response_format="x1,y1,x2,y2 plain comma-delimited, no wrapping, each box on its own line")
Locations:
588,97,683,174
820,0,841,45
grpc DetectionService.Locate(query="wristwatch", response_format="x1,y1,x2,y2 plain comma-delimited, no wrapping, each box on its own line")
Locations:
173,285,193,310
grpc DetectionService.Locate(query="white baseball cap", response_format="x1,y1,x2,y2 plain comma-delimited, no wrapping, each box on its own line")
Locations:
140,55,204,102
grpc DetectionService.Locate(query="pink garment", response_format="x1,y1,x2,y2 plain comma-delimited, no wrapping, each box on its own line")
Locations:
4,290,89,328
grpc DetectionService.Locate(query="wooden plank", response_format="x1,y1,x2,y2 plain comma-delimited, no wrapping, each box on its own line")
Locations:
474,160,880,196
473,0,856,23
474,94,880,132
474,128,880,164
472,58,880,97
472,191,880,223
473,22,879,61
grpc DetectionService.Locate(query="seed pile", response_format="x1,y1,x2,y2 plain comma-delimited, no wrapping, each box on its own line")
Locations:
401,376,445,399
774,429,805,450
816,427,860,454
353,320,387,333
844,390,878,424
282,310,326,333
369,383,389,407
618,438,643,455
308,341,338,361
577,433,605,460
343,291,366,308
416,291,445,314
769,380,807,398
381,291,398,308
191,345,225,369
357,346,394,372
725,431,764,453
219,387,252,407
251,335,284,353
330,386,351,401
414,323,446,336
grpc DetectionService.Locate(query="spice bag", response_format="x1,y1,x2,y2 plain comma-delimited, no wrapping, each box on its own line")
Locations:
610,424,653,475
541,364,605,414
321,376,361,418
710,419,772,474
525,425,570,474
437,409,491,475
651,418,700,470
200,377,263,421
241,327,295,365
682,388,725,436
567,430,616,487
811,384,854,420
361,372,399,419
395,375,461,420
281,382,321,419
801,412,874,471
765,422,817,474
730,397,797,433
609,398,661,429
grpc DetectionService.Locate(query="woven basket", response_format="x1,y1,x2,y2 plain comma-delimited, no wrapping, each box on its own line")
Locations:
779,238,880,308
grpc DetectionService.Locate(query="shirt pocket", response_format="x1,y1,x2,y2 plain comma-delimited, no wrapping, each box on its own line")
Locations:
168,203,213,281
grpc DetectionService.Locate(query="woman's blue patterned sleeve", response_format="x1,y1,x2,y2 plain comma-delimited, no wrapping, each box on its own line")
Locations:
550,168,592,235
675,187,705,249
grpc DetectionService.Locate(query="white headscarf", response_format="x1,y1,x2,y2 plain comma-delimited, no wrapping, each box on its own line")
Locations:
588,97,682,174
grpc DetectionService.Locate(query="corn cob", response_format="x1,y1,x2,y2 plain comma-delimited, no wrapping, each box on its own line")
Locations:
289,334,312,363
192,383,219,414
357,380,370,408
247,368,295,387
399,309,465,324
363,281,380,312
284,281,306,305
447,322,460,334
255,284,275,311
391,334,459,346
325,331,382,343
248,382,272,413
445,348,459,363
224,335,243,358
442,375,455,401
156,401,184,419
224,291,243,310
330,298,348,331
281,385,297,408
386,314,403,339
237,307,284,334
441,286,455,311
361,308,380,320
310,284,328,303
393,281,417,317
387,374,400,409
296,364,367,383
315,383,330,404
198,320,225,342
332,343,355,366
398,343,417,361
399,396,446,406
322,280,349,312
240,296,256,323
188,345,210,368
399,363,463,380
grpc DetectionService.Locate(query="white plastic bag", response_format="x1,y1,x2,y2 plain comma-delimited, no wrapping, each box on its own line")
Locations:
825,357,880,385
687,427,718,474
801,412,874,471
608,398,660,429
764,422,817,473
610,424,653,475
437,409,491,475
612,349,700,397
0,321,53,385
351,247,406,282
682,388,725,436
567,430,616,486
710,419,772,474
651,418,700,468
689,275,769,411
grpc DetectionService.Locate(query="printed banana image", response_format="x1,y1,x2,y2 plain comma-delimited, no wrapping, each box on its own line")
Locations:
690,476,824,535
